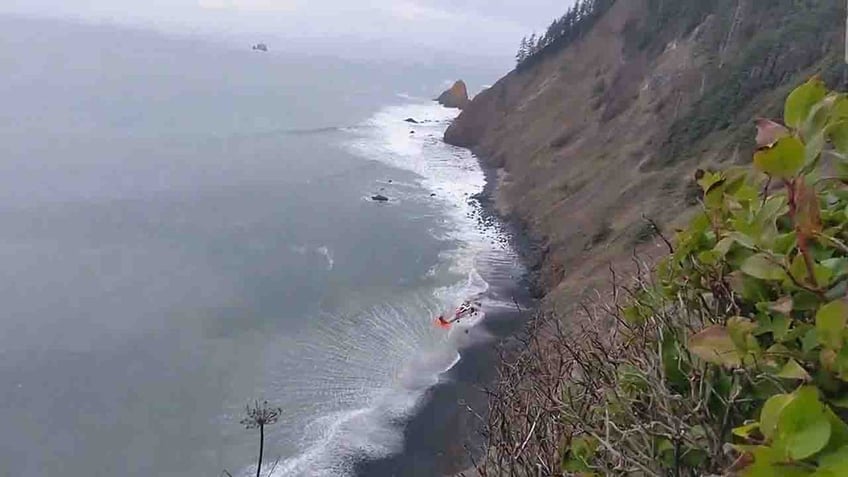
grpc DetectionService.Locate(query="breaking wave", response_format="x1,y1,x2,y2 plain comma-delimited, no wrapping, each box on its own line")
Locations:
256,101,517,477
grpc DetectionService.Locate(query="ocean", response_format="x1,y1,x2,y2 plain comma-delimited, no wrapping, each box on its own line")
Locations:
0,16,526,477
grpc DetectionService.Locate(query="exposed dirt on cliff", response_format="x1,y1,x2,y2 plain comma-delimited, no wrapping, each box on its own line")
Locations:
446,0,845,312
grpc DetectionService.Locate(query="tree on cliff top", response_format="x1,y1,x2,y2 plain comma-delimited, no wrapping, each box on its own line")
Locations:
515,0,618,69
516,36,529,65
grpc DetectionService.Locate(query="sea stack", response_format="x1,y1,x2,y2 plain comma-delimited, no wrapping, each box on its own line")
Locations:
436,80,470,109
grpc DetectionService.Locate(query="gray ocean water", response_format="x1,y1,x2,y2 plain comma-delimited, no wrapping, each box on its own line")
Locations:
0,15,518,477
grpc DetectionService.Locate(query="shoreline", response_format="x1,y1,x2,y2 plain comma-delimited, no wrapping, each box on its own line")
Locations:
352,128,540,477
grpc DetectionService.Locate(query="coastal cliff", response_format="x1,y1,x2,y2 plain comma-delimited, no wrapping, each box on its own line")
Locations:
446,0,846,310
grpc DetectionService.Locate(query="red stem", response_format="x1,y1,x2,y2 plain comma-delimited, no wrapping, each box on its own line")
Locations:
786,179,818,288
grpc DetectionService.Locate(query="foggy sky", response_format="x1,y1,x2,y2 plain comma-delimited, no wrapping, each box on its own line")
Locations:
1,0,577,60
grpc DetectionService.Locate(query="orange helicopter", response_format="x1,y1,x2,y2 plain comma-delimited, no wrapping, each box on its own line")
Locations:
435,300,482,329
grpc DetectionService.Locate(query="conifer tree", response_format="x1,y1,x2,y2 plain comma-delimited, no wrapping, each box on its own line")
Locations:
527,32,537,55
516,36,528,65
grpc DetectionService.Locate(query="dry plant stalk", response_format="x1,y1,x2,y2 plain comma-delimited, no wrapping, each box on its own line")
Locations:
469,256,756,476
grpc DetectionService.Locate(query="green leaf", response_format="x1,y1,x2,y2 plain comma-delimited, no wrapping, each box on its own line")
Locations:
562,435,598,473
742,253,787,281
828,120,848,155
790,254,832,288
771,314,793,342
656,437,675,467
775,233,798,255
731,231,759,249
806,132,826,169
688,325,742,368
835,346,848,381
739,275,772,302
777,360,811,382
697,250,719,265
661,333,688,391
734,422,761,439
754,137,806,179
824,408,848,450
733,183,760,203
728,316,760,353
822,258,848,280
794,291,822,311
815,445,848,476
816,301,848,350
697,170,723,192
761,393,793,440
741,446,813,477
803,329,820,353
714,237,736,257
830,95,848,121
804,97,835,143
785,77,827,129
774,386,831,461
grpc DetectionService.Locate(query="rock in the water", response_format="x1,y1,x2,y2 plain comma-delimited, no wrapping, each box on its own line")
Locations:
252,43,269,52
371,194,389,202
404,118,419,124
436,80,470,109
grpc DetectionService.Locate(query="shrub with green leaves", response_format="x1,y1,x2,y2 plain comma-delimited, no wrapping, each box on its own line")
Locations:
477,78,848,477
548,79,848,477
647,77,848,476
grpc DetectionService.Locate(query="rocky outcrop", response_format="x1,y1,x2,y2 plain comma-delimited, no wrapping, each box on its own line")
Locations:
444,0,844,310
436,80,470,109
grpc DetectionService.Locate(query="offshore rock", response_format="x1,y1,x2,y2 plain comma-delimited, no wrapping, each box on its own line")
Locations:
436,80,470,109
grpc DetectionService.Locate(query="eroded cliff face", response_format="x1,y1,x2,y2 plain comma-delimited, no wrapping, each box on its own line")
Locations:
446,0,845,310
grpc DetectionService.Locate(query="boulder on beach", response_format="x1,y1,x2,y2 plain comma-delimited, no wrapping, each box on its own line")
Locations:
436,80,470,109
371,194,389,202
404,118,419,124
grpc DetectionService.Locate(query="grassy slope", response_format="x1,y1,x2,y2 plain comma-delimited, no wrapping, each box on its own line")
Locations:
446,0,845,312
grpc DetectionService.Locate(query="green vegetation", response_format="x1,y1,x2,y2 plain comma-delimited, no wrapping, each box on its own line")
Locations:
474,80,848,476
575,79,848,475
520,0,845,167
515,0,617,68
659,0,844,166
624,0,719,55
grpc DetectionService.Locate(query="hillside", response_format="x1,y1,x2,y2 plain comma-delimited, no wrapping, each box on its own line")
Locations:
446,0,846,312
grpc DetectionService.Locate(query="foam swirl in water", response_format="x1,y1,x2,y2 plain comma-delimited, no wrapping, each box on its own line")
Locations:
266,101,515,477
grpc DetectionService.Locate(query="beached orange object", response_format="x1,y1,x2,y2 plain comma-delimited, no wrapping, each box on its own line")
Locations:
436,316,452,329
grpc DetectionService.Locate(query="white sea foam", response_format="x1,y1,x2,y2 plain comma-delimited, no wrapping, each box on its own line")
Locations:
316,246,334,271
266,101,518,477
